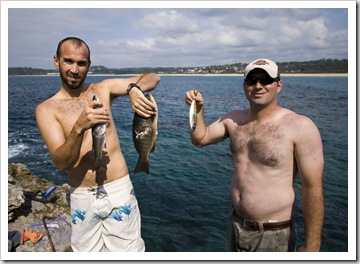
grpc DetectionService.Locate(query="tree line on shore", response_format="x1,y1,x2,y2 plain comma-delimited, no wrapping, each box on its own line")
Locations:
8,58,348,75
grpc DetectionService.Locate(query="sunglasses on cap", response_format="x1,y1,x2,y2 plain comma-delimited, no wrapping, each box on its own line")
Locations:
244,76,280,86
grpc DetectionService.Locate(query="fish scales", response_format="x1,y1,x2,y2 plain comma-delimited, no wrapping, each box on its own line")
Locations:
92,95,107,169
189,90,198,130
132,94,158,174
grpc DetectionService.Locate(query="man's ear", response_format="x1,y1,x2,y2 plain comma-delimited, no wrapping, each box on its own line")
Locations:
277,80,283,93
53,55,59,69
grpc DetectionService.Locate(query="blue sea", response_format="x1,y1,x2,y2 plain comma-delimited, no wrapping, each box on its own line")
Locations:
8,75,348,252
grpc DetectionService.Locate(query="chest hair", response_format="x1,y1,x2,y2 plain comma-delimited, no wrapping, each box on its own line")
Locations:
54,93,94,134
230,122,284,167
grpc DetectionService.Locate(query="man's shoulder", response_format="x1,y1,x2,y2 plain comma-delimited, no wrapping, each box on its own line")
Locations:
279,108,318,132
35,91,62,115
88,81,111,94
38,91,59,104
281,108,313,123
35,97,54,117
220,109,249,128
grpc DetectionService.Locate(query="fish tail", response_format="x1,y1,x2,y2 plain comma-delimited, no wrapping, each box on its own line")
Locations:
94,158,107,169
134,156,149,175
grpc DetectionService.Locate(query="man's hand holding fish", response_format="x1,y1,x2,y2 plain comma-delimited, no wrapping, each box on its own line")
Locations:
128,81,158,118
185,90,206,145
185,89,204,112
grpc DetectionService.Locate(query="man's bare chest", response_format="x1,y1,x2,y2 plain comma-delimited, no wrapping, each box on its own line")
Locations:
230,122,289,167
55,98,91,134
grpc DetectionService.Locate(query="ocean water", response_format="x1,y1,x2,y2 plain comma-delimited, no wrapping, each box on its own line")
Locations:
7,75,348,252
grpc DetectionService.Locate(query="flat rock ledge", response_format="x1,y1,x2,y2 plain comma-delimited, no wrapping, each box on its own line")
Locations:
8,163,72,252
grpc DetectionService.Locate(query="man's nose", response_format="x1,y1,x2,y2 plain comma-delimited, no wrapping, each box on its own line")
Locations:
254,80,263,88
70,64,79,73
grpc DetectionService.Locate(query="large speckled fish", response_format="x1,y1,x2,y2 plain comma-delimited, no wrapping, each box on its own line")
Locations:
132,94,158,174
92,95,107,169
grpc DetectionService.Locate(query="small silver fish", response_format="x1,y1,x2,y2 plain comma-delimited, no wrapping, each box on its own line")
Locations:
132,94,158,174
189,90,198,130
92,95,107,169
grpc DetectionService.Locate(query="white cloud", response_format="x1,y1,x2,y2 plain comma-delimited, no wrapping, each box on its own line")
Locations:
135,10,199,35
127,38,157,51
5,5,350,69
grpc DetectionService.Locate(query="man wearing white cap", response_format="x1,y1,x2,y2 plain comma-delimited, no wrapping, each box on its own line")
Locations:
185,58,324,252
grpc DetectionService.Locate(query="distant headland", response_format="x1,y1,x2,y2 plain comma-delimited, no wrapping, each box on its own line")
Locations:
8,58,348,76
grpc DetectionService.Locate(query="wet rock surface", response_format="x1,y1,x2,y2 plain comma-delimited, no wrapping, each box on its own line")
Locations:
8,163,72,252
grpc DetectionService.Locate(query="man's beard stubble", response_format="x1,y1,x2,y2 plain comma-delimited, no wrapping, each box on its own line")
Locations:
59,69,86,90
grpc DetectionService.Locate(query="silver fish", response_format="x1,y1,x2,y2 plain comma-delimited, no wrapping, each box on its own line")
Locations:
189,90,198,130
92,95,107,169
132,94,158,174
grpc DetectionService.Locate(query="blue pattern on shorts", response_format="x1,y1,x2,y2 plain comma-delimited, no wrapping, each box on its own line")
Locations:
72,203,135,224
72,209,86,224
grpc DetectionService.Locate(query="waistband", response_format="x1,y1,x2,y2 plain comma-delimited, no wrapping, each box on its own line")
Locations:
70,174,131,194
233,209,291,232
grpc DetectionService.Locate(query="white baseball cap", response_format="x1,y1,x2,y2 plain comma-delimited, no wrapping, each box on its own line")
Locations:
244,58,279,79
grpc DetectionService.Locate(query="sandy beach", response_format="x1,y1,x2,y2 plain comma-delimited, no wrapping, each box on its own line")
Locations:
17,73,348,77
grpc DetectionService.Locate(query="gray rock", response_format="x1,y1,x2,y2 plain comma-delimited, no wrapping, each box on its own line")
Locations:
8,163,72,252
8,183,25,221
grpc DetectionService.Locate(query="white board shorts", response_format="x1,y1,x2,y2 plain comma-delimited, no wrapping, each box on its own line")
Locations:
70,175,145,252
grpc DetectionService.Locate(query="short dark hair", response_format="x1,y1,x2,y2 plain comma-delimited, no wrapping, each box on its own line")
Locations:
56,37,91,62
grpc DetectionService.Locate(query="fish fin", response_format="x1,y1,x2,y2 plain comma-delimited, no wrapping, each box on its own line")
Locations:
134,156,149,175
150,132,158,153
94,158,107,169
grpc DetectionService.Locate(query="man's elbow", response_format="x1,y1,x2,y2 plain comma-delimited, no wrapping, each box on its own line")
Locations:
51,157,71,173
144,73,160,86
54,163,70,173
191,138,205,147
150,73,160,88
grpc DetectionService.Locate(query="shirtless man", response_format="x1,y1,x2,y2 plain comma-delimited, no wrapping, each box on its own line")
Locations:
185,58,324,252
35,37,160,252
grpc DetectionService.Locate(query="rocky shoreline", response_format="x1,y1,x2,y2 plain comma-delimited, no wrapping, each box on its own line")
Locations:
8,163,72,252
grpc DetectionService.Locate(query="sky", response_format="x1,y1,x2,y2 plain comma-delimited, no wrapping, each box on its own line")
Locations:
3,1,353,69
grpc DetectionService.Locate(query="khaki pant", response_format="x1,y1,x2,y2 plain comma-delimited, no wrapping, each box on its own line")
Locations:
228,210,297,252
